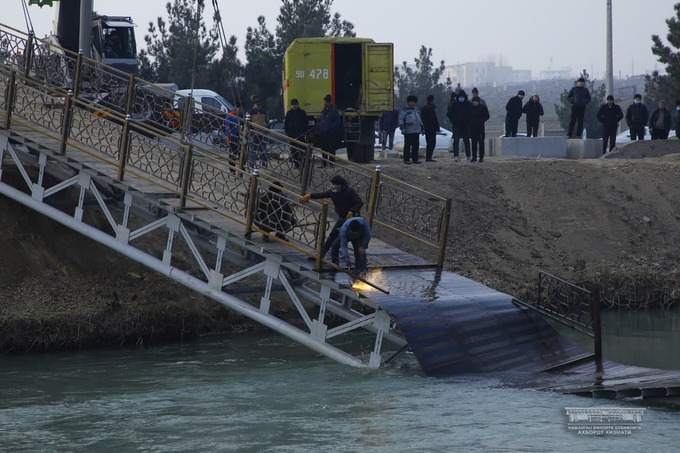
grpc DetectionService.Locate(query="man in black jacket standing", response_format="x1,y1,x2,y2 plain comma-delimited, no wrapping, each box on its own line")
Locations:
301,175,364,264
625,94,649,140
567,78,591,138
596,95,624,154
447,90,473,161
649,100,673,140
284,98,309,168
421,94,441,162
522,94,544,137
504,90,524,137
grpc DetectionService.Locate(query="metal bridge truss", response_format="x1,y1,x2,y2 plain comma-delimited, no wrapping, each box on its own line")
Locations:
0,133,407,368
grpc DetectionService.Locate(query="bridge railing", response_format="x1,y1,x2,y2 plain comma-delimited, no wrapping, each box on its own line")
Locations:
536,270,602,359
0,24,451,268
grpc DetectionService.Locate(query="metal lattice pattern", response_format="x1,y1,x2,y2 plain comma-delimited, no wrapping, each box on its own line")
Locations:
537,271,593,330
127,130,184,187
1,25,451,264
375,181,444,240
31,41,74,90
70,102,122,158
0,29,28,71
11,81,64,133
189,157,249,214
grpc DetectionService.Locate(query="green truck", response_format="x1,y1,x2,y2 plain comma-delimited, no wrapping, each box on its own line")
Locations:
282,37,393,163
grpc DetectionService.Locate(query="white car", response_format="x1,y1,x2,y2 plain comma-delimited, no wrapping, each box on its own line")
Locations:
616,128,675,143
377,128,454,150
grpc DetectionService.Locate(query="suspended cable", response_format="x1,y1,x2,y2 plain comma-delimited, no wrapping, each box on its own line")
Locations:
21,0,35,34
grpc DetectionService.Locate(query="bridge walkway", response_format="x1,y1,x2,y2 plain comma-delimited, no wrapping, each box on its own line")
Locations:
2,24,680,401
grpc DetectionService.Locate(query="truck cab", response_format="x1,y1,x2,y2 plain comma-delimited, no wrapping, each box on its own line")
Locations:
91,16,138,74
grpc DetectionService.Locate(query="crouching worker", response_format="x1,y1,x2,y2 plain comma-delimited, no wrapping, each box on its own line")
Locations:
337,216,371,275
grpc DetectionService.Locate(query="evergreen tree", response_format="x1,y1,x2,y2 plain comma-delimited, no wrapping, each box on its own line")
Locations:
394,46,451,126
644,3,680,105
243,0,355,117
138,0,220,89
554,70,606,139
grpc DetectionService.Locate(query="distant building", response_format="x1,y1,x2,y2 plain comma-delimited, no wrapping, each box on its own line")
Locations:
538,68,572,80
443,62,533,87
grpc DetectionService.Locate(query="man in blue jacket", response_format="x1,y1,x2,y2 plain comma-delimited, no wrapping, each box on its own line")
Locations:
338,216,372,275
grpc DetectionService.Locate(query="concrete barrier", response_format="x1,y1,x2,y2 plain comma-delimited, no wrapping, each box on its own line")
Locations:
495,137,567,158
566,139,601,159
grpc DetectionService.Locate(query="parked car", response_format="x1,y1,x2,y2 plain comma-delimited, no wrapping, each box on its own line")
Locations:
616,128,676,143
377,128,454,150
174,89,235,133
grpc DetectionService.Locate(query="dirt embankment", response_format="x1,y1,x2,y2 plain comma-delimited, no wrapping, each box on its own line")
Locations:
383,144,680,308
2,144,680,353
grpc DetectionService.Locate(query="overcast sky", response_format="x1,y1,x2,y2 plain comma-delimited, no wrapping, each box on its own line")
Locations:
4,0,676,79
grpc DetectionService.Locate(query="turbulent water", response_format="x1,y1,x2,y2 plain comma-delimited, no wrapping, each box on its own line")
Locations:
1,311,679,452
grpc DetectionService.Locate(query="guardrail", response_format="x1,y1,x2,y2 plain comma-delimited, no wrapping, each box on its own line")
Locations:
0,24,451,268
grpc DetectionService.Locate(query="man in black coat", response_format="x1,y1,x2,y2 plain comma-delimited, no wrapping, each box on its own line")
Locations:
447,90,472,161
470,96,490,162
421,94,441,162
284,98,309,168
649,100,673,140
625,94,649,140
596,95,624,154
504,90,525,137
567,78,591,138
522,94,544,137
301,175,364,264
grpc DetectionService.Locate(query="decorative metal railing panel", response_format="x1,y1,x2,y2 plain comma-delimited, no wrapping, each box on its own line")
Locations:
127,130,184,187
70,100,123,159
189,156,249,215
374,179,445,240
11,79,64,133
537,271,594,332
0,24,451,266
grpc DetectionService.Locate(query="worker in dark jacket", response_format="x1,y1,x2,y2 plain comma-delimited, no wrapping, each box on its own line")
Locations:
522,94,544,137
625,94,649,140
421,94,441,162
301,174,364,264
649,100,673,140
566,78,591,138
447,90,472,161
596,95,624,154
318,94,342,165
469,96,490,162
504,90,525,137
379,108,399,150
284,98,309,168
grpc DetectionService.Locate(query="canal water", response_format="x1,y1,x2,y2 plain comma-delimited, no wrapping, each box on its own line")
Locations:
1,310,679,452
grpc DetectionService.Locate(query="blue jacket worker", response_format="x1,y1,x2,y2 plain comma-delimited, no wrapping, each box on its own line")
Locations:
338,216,371,274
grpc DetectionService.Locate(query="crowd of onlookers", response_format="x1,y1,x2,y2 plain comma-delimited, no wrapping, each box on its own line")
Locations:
379,78,679,161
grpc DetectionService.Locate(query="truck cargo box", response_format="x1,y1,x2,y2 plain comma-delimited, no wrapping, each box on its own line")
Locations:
282,37,393,117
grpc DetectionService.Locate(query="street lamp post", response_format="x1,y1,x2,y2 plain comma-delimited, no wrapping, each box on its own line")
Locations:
605,0,613,97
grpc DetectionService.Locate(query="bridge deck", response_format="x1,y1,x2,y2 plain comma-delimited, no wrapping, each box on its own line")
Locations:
2,39,680,401
4,121,680,400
